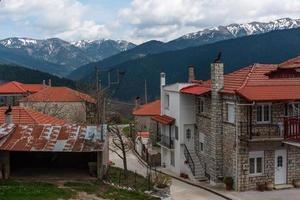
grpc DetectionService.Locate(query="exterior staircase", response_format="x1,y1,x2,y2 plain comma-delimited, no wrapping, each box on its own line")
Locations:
183,144,207,181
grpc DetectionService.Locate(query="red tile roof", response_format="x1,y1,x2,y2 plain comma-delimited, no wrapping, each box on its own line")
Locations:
133,100,161,116
0,106,65,125
152,115,175,125
137,131,150,138
20,87,96,104
180,56,300,101
0,81,46,94
0,124,105,152
278,56,300,69
180,84,210,95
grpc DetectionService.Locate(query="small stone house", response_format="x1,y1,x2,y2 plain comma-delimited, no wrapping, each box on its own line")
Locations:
0,81,46,106
156,56,300,191
132,100,160,133
19,87,96,124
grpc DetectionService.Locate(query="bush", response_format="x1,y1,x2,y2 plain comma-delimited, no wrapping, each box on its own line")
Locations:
152,172,172,188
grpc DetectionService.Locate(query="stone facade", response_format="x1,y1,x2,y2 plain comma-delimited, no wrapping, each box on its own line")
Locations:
195,86,300,191
20,101,95,123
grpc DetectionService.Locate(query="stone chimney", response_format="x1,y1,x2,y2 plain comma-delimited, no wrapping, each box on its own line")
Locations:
208,56,224,184
134,96,141,109
4,105,12,124
48,79,52,87
188,65,195,82
160,72,166,115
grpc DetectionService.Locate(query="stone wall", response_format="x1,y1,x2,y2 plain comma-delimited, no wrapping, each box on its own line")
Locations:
287,145,300,184
20,101,87,123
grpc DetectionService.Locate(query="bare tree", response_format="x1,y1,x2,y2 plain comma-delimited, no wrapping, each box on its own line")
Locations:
108,124,131,178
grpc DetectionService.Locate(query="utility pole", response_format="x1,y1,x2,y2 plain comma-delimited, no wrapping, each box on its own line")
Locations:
95,67,101,125
144,79,148,104
95,67,124,126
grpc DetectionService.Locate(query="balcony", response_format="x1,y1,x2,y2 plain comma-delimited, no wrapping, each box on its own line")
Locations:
240,122,284,141
284,117,300,140
157,135,175,149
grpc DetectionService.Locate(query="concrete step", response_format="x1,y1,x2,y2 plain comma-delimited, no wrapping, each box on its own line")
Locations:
274,184,294,190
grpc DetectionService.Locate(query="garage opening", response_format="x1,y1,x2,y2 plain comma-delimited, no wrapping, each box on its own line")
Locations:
10,151,98,179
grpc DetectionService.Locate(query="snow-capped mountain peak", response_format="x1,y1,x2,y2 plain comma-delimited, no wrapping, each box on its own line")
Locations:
0,37,38,48
181,18,300,40
169,18,300,49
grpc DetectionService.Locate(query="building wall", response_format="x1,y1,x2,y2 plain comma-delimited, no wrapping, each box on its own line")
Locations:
20,101,87,123
194,92,300,191
134,115,157,139
160,84,196,176
0,94,24,106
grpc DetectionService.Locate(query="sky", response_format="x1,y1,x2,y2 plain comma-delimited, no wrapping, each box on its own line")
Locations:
0,0,300,44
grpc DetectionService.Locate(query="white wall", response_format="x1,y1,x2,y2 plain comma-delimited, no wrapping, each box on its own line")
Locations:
160,83,196,175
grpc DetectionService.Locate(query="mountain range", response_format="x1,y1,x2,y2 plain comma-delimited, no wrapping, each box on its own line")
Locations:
79,27,300,101
0,38,136,76
69,18,300,80
0,18,300,101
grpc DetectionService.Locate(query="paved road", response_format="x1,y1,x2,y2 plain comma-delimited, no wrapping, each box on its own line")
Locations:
109,148,224,200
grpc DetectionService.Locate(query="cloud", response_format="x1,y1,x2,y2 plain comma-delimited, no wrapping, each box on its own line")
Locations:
119,0,300,42
0,0,111,40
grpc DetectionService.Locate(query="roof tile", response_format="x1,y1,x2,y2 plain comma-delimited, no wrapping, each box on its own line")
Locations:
133,100,161,116
20,87,96,104
0,106,65,125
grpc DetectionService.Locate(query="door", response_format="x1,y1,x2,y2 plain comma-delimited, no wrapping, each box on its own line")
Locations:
184,125,194,149
275,149,287,185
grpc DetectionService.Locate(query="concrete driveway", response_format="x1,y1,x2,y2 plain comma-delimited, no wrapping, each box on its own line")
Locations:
109,148,225,200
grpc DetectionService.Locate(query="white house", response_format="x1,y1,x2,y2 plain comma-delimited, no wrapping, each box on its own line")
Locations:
153,70,205,180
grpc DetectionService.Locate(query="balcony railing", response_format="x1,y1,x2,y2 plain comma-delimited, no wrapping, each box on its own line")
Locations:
158,135,175,149
284,117,300,140
240,122,284,140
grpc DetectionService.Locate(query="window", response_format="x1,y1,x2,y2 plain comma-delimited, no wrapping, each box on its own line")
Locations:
288,102,300,117
277,156,283,167
196,97,205,114
165,94,170,109
171,151,175,166
227,103,235,123
186,129,191,140
199,133,204,152
256,104,271,123
249,151,264,175
175,126,178,140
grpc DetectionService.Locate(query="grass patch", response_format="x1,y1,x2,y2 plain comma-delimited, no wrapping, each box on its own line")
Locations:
106,166,153,192
122,126,131,138
65,181,159,200
0,180,74,200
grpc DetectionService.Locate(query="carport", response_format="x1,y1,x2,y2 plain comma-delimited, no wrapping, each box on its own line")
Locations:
0,123,108,179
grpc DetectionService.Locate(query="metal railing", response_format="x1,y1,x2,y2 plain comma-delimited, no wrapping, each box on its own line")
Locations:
183,144,195,176
158,135,174,149
240,122,283,140
284,117,300,140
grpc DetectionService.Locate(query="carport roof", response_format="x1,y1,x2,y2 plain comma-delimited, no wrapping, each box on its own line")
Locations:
0,123,106,152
